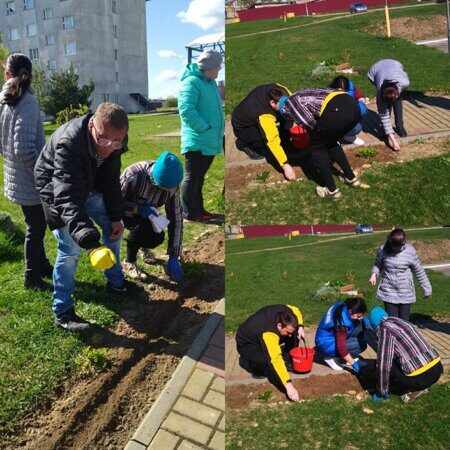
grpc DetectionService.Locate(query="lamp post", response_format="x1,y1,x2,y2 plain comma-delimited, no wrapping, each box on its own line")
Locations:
446,0,450,53
385,0,391,38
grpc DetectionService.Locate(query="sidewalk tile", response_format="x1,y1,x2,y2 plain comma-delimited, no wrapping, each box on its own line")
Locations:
204,390,225,410
218,415,225,432
124,441,146,450
174,396,221,427
148,429,179,450
182,368,214,401
209,430,225,450
211,377,225,393
197,361,225,377
178,440,204,450
162,412,213,445
199,354,225,371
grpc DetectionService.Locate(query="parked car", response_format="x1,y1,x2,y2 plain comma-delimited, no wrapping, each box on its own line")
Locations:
355,224,374,234
349,3,368,13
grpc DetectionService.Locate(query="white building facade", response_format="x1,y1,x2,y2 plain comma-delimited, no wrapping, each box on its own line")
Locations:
0,0,150,112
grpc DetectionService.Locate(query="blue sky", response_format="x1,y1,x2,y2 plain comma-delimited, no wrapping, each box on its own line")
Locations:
146,0,224,99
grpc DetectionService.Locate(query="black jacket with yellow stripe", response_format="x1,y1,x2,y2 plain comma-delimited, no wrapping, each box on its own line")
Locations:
236,304,303,386
231,83,291,167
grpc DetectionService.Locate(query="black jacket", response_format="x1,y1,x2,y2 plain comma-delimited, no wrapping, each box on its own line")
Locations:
34,114,126,250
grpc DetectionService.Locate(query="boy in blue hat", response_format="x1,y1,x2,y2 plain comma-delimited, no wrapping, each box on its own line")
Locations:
369,306,443,403
120,151,184,282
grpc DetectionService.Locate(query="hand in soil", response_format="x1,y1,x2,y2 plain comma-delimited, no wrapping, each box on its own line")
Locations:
388,135,400,151
282,163,296,181
285,382,299,402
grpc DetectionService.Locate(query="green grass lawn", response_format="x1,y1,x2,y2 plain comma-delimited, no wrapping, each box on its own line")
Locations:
226,227,450,332
226,3,449,114
226,381,450,449
0,113,224,436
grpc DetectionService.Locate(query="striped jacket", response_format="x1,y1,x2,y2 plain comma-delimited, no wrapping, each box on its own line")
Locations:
120,161,182,256
282,88,334,131
376,317,439,395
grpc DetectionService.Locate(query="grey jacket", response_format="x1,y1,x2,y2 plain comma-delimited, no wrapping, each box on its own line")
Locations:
0,88,45,205
371,243,432,304
367,59,410,136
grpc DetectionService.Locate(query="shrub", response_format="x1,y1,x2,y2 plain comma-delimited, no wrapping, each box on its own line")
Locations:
55,104,89,126
310,282,339,302
75,347,110,377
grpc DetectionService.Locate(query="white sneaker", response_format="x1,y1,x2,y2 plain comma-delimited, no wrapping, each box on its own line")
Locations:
316,186,342,200
324,357,344,371
353,137,365,146
344,176,361,187
139,248,157,264
122,260,148,281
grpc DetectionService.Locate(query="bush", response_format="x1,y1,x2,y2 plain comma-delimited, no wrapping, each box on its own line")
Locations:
310,282,339,302
55,104,89,126
164,97,178,108
308,62,333,80
75,347,110,377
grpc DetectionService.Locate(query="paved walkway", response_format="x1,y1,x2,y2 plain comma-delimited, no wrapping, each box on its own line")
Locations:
417,38,449,53
126,301,224,450
225,94,450,168
226,321,450,386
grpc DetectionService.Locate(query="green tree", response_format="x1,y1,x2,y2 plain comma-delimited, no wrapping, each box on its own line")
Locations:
0,44,9,86
164,97,178,108
31,66,47,109
40,65,94,118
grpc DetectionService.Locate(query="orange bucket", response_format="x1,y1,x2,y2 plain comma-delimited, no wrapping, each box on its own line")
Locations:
289,125,310,150
289,343,315,373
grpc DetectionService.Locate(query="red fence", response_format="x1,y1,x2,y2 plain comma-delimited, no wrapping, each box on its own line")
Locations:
241,224,377,238
237,0,412,22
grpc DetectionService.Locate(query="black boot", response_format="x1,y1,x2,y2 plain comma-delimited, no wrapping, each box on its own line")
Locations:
395,126,408,138
24,273,52,292
41,263,54,278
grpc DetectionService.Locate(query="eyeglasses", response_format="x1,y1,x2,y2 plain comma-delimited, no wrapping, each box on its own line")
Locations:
92,124,123,149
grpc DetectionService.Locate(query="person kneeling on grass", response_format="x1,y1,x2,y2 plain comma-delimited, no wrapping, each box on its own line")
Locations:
236,304,305,402
280,88,363,199
120,151,183,283
369,306,443,403
315,298,370,373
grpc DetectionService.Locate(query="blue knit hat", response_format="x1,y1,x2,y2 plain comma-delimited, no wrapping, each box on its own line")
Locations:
278,95,289,119
152,151,183,188
369,306,388,330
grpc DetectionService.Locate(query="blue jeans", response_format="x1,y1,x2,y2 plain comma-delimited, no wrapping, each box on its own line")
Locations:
346,324,368,357
52,192,124,317
344,122,363,139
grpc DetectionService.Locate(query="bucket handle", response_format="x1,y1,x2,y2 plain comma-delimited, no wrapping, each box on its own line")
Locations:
297,336,311,359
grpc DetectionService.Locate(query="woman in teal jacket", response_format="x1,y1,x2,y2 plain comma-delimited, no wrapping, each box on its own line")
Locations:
178,50,224,221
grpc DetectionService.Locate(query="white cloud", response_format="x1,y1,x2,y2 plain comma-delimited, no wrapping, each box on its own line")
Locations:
177,0,224,31
156,69,179,83
158,50,182,59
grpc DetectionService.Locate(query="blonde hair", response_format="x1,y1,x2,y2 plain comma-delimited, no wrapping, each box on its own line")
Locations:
93,102,128,129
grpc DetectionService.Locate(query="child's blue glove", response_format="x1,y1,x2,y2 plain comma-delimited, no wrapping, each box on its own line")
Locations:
352,361,360,374
372,393,390,401
362,317,372,330
167,256,182,282
138,204,155,219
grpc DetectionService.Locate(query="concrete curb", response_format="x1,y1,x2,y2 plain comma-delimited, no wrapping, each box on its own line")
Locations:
125,298,225,450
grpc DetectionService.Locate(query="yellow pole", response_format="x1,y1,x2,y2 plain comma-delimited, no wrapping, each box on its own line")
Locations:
385,0,391,38
288,232,291,241
284,13,287,23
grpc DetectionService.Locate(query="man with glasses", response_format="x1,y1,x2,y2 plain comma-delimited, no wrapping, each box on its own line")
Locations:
35,102,130,333
236,304,305,402
119,151,184,282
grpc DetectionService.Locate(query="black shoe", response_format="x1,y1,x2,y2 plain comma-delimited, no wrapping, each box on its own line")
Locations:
41,264,54,278
106,279,135,294
24,274,53,292
54,308,91,333
396,127,408,138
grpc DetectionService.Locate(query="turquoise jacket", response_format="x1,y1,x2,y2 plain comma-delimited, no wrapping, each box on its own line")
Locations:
178,64,224,156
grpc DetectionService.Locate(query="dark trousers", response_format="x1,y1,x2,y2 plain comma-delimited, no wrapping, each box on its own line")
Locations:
310,94,361,191
123,216,165,262
237,335,297,391
390,360,443,394
181,151,215,219
20,204,50,277
390,95,405,131
384,302,411,321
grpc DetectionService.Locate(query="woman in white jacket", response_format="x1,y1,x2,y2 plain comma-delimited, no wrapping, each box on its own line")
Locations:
0,53,52,291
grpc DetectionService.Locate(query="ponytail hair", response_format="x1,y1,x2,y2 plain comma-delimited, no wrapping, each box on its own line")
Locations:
383,228,406,254
1,53,33,106
333,298,367,327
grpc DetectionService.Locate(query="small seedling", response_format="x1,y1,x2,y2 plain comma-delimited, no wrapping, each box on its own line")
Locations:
257,390,273,402
181,260,204,279
255,170,270,182
75,347,110,377
411,138,424,145
356,147,378,158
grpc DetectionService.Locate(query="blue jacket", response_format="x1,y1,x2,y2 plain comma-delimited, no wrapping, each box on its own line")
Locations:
178,64,224,156
348,81,368,117
315,302,356,356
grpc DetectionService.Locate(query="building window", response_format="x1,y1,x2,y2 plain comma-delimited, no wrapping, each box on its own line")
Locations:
29,48,38,60
112,0,117,14
103,94,110,102
45,34,55,45
46,59,56,70
62,15,74,30
43,8,52,19
114,49,118,60
26,23,37,37
23,0,34,10
64,41,76,55
8,28,19,41
6,2,15,14
113,25,117,38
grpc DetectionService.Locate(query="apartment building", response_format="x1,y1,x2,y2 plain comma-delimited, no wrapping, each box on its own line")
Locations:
0,0,150,112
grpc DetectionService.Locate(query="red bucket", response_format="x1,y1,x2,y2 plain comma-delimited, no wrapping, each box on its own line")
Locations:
289,125,310,150
289,345,315,373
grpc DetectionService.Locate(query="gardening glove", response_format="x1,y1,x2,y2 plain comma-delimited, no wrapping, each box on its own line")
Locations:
89,246,116,271
352,361,361,374
138,204,156,219
167,256,182,282
372,393,390,401
362,318,372,330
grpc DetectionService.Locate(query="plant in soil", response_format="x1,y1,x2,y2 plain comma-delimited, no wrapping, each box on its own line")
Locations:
256,390,273,403
255,170,270,182
181,260,205,279
75,347,111,377
356,147,378,158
